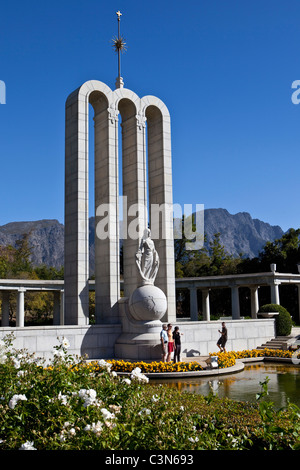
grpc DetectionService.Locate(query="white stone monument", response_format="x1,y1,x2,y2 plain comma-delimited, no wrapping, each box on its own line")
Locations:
115,229,168,359
64,12,176,359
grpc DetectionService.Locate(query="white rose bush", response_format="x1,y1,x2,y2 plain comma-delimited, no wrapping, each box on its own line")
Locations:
0,333,204,450
0,332,300,450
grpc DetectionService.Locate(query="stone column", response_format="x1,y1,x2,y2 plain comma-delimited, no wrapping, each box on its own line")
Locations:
189,286,198,321
297,285,300,324
60,290,64,325
202,289,211,321
42,290,65,325
16,288,25,327
53,291,61,325
1,291,10,326
94,94,120,324
250,286,259,319
121,105,147,300
270,281,280,305
146,101,176,322
231,285,240,319
64,85,90,325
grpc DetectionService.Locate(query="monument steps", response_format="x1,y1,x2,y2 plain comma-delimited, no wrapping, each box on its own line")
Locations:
256,336,292,350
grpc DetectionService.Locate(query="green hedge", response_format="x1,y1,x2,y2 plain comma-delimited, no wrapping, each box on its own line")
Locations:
259,304,292,336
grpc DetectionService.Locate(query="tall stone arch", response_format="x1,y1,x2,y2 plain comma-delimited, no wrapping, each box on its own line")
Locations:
143,97,176,321
65,81,116,325
64,80,176,326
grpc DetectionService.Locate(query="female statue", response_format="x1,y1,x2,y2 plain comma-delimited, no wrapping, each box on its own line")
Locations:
135,229,159,285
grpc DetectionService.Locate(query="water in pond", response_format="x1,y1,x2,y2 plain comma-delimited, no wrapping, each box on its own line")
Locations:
151,363,300,409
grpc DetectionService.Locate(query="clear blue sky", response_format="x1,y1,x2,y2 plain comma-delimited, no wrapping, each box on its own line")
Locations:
0,0,299,232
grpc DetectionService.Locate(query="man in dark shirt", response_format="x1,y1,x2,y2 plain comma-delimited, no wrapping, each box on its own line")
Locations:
217,322,227,352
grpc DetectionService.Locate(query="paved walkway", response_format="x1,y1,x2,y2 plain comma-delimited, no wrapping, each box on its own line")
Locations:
90,327,300,371
181,327,300,366
91,332,300,378
103,330,299,367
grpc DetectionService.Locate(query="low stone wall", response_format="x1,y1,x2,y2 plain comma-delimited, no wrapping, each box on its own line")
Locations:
0,324,122,361
175,319,276,357
0,318,276,361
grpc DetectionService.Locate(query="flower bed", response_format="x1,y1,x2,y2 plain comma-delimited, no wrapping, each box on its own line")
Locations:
1,333,300,451
208,352,236,368
99,349,300,375
229,348,300,360
80,348,300,376
106,360,204,373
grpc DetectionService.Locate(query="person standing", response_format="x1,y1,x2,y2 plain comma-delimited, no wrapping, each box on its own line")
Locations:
173,326,183,363
217,322,227,352
166,323,174,362
160,324,168,362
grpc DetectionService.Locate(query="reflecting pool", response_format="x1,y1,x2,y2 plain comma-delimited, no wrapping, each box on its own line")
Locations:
151,363,300,409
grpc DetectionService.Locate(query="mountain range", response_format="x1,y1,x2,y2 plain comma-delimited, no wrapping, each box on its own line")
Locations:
0,209,284,273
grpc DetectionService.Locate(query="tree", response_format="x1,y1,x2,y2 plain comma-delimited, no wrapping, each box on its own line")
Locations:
175,220,242,278
34,265,64,280
0,234,63,325
239,228,300,274
208,233,242,275
259,228,300,273
0,245,16,278
13,233,33,275
174,214,209,277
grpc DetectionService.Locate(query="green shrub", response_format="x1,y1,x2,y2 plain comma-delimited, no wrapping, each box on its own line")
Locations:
259,304,292,336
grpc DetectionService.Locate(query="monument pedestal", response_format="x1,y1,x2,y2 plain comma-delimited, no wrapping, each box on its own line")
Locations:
114,295,165,360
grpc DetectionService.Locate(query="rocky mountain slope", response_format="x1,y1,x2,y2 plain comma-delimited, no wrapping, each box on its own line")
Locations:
203,208,283,258
0,209,284,271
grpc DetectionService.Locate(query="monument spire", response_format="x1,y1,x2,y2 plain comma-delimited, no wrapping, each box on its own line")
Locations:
112,10,127,89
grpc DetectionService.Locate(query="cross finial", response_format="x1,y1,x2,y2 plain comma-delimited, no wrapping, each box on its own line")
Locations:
112,10,126,89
